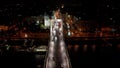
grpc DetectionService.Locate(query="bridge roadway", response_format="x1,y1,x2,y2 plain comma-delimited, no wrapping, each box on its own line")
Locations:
44,31,71,68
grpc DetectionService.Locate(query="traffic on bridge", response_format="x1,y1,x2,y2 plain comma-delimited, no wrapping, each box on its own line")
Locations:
44,10,71,68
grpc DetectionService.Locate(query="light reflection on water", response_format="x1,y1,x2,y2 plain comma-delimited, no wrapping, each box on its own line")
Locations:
74,45,79,52
91,44,96,52
67,44,97,53
83,44,87,52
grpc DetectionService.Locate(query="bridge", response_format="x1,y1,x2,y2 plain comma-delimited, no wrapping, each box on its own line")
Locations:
44,10,72,68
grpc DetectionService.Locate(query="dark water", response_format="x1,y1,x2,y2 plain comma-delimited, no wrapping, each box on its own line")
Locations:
0,52,36,68
0,39,120,68
68,39,120,68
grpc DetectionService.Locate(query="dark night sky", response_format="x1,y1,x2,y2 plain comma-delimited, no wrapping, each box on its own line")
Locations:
0,0,120,24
